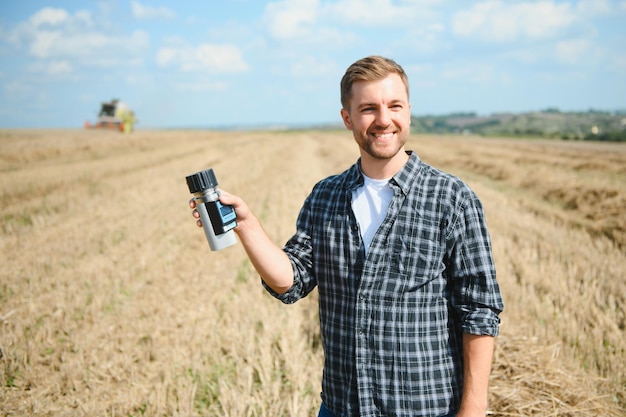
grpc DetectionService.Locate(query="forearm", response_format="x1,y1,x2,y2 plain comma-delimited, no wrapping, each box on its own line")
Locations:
233,210,294,294
457,333,495,417
192,191,295,294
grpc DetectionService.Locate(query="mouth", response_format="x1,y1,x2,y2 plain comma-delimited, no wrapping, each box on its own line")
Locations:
371,132,395,141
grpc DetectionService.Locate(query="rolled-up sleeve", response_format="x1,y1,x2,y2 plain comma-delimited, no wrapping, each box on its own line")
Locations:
447,194,503,336
262,195,318,304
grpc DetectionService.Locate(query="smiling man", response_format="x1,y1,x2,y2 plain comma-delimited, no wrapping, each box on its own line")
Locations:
191,56,504,417
340,66,411,178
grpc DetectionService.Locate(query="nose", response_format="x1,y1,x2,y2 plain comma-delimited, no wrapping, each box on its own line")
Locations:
375,107,391,127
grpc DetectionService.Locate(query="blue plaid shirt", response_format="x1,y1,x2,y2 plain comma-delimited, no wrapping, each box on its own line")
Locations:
265,151,503,417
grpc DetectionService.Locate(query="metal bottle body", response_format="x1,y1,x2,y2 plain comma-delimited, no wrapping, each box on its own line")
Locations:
192,188,237,251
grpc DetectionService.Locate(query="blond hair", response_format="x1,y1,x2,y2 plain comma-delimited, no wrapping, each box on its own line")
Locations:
340,56,409,110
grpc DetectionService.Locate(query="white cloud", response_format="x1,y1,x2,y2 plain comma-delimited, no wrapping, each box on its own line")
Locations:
262,0,442,40
29,28,149,66
46,60,74,75
499,47,545,65
7,7,149,68
440,62,496,84
321,0,419,26
156,43,248,73
74,11,94,26
555,39,598,65
406,23,446,53
576,0,612,16
29,7,70,27
28,7,94,31
263,0,391,49
451,1,577,42
194,44,248,72
4,80,34,96
26,60,74,76
290,56,337,77
263,0,319,39
29,30,63,58
156,48,177,66
131,1,176,20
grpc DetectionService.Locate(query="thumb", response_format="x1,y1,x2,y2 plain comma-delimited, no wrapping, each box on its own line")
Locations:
217,189,237,206
218,189,251,221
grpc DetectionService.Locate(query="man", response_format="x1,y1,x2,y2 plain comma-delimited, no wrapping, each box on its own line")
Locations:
191,56,503,417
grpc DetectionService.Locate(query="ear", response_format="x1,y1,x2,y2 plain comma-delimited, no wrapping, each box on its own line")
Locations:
340,108,353,130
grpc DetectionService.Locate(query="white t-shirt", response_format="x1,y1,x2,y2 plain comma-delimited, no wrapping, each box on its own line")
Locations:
351,175,394,254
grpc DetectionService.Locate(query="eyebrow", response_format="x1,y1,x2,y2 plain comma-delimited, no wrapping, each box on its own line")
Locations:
356,99,406,110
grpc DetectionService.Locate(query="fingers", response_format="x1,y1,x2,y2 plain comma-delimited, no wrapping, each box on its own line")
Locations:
189,198,202,227
192,209,202,227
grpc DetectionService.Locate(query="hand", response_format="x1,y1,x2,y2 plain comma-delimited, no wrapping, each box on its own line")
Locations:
189,190,248,229
189,190,293,293
189,198,203,228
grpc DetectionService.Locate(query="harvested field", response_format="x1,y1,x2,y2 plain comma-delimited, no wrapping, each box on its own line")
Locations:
1,129,624,416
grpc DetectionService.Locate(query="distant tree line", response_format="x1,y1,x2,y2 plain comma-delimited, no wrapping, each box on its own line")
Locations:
410,109,626,142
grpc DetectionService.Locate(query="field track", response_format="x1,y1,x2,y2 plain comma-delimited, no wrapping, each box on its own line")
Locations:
1,129,624,416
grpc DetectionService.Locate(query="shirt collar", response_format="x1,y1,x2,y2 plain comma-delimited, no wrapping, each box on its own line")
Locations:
347,151,421,194
390,151,421,195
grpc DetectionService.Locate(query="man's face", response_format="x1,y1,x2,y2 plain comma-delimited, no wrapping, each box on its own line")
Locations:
340,73,411,162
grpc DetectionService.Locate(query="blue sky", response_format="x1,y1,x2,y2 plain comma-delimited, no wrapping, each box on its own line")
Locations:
0,0,625,128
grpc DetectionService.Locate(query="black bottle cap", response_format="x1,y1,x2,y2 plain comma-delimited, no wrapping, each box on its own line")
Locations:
186,168,219,193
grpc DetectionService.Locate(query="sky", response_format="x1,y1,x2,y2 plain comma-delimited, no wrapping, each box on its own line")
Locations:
0,0,625,129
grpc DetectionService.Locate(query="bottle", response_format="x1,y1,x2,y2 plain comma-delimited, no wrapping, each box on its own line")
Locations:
186,168,237,251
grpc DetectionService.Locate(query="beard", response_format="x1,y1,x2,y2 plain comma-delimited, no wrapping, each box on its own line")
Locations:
356,130,408,160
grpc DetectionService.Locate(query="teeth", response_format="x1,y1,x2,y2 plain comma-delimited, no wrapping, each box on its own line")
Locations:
374,133,394,139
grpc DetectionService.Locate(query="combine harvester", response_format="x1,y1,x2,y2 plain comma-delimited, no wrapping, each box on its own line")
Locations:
84,99,137,133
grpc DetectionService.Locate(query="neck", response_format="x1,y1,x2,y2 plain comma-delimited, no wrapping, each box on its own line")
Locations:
360,149,409,179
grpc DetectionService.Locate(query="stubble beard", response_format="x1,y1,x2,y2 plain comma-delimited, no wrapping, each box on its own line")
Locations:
359,130,408,161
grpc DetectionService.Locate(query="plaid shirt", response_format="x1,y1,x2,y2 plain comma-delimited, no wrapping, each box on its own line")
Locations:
265,151,503,417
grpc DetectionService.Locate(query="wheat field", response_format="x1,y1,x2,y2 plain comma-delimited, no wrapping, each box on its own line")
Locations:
1,129,624,416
